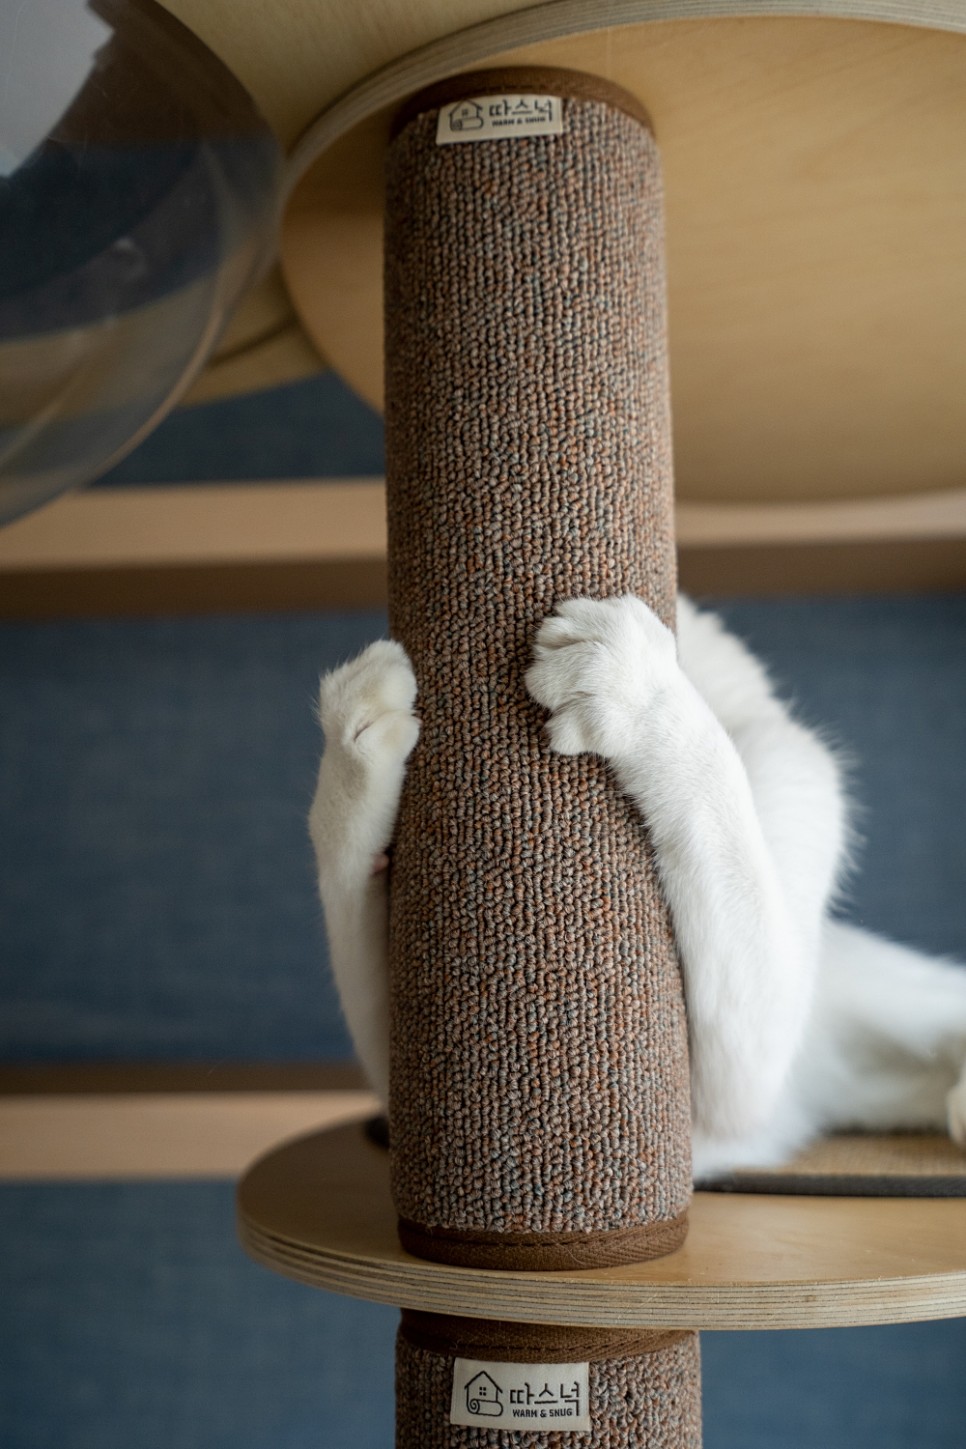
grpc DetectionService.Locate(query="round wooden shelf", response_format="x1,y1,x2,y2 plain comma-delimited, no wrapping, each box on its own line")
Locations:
237,1119,966,1331
162,0,966,507
276,4,966,507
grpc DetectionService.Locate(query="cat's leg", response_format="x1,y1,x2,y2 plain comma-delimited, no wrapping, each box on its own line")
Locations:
952,1066,966,1147
797,920,966,1147
676,602,966,1156
674,595,849,974
308,640,419,1105
526,595,847,1164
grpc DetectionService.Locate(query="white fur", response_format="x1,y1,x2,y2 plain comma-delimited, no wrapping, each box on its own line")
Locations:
309,596,966,1180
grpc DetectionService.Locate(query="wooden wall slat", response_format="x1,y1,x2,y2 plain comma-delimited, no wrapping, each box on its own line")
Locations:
0,1090,379,1180
0,1063,366,1096
1,482,964,616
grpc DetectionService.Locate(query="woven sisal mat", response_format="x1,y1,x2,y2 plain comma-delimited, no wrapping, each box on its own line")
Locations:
367,1118,965,1196
705,1133,966,1197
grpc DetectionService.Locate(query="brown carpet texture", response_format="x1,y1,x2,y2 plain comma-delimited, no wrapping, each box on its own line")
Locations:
396,1313,703,1449
384,70,692,1271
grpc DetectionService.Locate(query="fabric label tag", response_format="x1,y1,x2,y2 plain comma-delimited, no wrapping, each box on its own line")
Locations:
449,1357,591,1431
436,94,564,144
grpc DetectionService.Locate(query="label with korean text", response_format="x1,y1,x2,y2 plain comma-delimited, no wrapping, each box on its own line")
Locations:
450,1358,591,1432
436,94,564,144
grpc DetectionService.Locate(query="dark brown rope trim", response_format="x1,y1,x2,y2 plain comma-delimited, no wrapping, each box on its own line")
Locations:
398,1211,688,1270
400,1311,690,1363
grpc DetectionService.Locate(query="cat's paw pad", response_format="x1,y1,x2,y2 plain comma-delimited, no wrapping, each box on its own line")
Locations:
947,1075,966,1149
525,595,677,758
319,641,419,766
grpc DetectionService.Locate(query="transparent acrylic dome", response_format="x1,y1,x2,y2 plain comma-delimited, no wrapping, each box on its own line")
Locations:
0,0,282,524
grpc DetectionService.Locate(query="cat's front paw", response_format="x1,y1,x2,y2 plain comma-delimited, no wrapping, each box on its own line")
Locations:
319,640,419,770
525,595,677,759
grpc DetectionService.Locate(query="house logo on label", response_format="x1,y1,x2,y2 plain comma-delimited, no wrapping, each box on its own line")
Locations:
436,93,565,146
448,101,485,132
465,1370,503,1417
451,1356,591,1431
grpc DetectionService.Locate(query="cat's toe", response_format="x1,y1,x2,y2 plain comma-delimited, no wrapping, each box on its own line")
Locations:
319,640,419,760
533,598,620,651
525,641,594,714
541,702,592,756
356,707,420,765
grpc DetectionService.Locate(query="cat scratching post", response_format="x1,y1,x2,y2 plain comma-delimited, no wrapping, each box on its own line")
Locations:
384,70,698,1447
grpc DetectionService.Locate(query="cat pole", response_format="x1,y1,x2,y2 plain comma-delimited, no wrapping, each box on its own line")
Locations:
384,69,699,1446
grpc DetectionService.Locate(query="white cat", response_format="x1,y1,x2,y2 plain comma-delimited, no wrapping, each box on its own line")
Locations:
309,594,966,1182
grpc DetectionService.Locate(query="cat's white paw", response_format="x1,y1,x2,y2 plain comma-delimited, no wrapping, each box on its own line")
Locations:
319,640,420,768
525,595,678,759
947,1073,966,1149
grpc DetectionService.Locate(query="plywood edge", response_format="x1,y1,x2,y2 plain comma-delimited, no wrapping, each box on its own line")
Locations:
282,0,966,193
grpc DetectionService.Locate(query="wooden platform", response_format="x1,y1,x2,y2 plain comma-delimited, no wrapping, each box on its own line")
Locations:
237,1121,966,1331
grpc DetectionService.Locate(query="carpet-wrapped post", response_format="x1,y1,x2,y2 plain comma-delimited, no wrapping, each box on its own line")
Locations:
397,1314,702,1448
384,68,699,1447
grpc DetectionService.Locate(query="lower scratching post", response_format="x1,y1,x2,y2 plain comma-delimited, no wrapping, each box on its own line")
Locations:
397,1316,702,1449
385,67,698,1447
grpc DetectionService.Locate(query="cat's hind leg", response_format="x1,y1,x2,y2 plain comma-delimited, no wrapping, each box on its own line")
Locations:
800,919,966,1150
309,640,419,1103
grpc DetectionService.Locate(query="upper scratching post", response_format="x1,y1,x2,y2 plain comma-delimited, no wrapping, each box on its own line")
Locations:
385,70,692,1271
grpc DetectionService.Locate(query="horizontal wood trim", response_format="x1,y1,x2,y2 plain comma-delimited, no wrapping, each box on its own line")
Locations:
5,482,964,570
0,482,387,570
0,1062,366,1096
0,559,390,617
0,1089,379,1180
678,490,966,547
678,538,966,597
1,482,964,617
